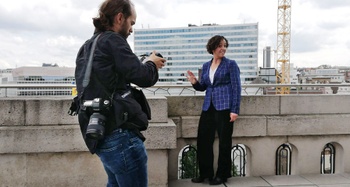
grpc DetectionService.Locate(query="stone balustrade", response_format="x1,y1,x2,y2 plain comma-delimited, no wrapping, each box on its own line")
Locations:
0,95,350,187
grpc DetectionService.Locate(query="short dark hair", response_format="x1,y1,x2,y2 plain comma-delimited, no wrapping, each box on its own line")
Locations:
93,0,134,32
206,35,229,55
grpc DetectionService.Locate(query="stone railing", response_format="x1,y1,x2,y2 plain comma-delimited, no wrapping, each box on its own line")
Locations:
1,83,350,97
0,96,175,187
1,94,350,187
166,94,350,180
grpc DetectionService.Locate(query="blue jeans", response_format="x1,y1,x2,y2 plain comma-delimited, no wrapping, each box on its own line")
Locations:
95,129,148,187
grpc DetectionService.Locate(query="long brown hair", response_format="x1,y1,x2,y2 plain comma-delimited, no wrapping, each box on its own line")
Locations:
93,0,134,32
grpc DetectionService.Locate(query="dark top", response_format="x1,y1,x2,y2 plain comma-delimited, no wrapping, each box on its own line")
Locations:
74,31,159,152
75,31,158,100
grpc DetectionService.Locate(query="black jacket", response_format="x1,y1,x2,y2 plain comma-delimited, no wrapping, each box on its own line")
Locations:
74,31,158,153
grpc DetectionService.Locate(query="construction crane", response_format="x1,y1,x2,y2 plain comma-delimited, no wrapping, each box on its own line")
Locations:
276,0,291,94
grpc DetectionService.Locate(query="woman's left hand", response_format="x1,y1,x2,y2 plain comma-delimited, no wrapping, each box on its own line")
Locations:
230,113,238,122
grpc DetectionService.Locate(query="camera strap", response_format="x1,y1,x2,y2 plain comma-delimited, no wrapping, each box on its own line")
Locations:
82,33,102,88
80,32,116,103
68,33,102,116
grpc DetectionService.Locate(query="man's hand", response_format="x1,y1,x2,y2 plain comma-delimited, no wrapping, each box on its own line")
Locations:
149,51,166,70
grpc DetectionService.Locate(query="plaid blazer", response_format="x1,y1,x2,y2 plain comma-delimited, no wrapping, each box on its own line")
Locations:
193,57,241,114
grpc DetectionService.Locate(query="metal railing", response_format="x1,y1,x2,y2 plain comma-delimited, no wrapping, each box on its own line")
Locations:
1,83,350,97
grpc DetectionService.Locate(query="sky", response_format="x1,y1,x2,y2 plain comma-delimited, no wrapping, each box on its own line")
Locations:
0,0,350,70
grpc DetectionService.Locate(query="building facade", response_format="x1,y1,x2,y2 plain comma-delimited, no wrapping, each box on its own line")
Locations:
263,46,272,68
0,69,13,84
1,66,75,97
133,23,259,84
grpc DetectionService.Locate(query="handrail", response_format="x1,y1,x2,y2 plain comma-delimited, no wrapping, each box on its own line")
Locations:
1,83,350,88
1,83,350,97
0,84,76,88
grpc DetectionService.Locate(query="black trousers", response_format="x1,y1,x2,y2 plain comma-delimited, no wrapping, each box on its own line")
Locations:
196,104,234,179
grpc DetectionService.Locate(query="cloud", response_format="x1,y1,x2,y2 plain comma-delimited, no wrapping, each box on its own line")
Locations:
307,0,350,9
291,30,323,53
0,0,350,69
346,41,350,49
0,0,100,68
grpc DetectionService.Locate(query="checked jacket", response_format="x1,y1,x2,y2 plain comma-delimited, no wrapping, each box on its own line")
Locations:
192,56,241,114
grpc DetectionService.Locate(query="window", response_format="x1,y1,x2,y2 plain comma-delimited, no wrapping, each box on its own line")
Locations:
232,144,247,177
276,143,292,175
321,143,335,174
178,145,198,179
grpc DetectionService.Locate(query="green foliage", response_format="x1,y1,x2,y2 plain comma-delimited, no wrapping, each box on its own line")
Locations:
232,164,239,177
179,145,198,179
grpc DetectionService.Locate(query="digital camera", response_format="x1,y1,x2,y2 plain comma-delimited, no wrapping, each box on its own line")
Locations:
140,52,163,62
83,98,111,140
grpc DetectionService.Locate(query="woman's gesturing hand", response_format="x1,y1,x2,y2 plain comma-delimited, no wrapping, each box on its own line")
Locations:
186,70,197,84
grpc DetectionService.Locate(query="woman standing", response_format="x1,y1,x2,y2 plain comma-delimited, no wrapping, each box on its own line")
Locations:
186,35,241,185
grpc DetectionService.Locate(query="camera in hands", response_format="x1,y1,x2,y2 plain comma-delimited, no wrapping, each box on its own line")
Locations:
140,52,163,62
84,98,111,140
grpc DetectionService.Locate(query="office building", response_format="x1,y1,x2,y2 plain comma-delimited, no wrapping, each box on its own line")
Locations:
1,66,75,97
0,69,13,84
133,23,259,84
263,46,272,68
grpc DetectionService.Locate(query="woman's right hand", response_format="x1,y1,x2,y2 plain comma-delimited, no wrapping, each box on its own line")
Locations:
186,70,197,84
148,51,166,70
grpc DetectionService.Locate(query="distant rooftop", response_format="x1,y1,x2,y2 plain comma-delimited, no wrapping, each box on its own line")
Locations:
188,23,219,27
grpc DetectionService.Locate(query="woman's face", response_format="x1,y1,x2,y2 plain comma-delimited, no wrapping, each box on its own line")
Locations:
212,39,227,58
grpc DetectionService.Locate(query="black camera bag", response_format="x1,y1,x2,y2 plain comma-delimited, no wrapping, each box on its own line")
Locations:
112,87,149,131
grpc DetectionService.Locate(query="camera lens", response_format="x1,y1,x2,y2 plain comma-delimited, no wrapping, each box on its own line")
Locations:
86,113,106,140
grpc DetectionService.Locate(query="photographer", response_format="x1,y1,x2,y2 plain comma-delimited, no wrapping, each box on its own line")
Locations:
74,0,165,186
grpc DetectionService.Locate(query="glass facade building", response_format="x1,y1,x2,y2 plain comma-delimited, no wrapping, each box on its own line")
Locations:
0,67,75,97
134,23,259,84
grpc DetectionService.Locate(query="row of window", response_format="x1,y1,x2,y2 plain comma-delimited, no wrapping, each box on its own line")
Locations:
16,76,75,81
137,49,257,56
157,72,257,81
151,55,257,62
135,31,258,40
159,61,257,68
158,65,257,73
17,81,74,84
135,37,258,46
135,43,258,52
18,91,72,96
135,25,258,35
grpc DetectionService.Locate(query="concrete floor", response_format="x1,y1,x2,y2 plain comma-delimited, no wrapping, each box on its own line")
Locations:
169,173,350,187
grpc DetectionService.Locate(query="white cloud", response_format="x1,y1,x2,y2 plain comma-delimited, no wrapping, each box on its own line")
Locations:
0,0,350,69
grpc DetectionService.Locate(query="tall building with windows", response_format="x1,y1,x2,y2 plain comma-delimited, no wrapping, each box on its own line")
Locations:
263,46,272,68
1,66,75,97
133,23,259,84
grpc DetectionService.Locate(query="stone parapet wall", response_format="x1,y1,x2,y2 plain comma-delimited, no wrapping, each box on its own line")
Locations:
167,95,350,180
1,95,350,186
0,96,175,187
